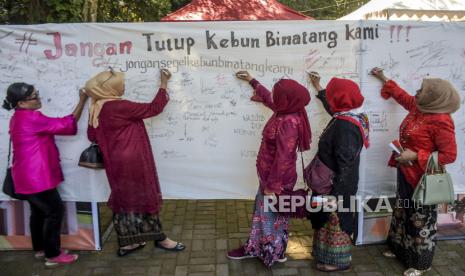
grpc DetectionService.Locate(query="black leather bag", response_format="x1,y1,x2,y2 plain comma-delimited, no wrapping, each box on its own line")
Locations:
78,142,104,169
3,139,25,200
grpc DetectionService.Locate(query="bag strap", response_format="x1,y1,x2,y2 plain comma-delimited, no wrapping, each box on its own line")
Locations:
425,154,434,174
432,151,439,171
7,138,11,167
425,151,442,174
300,151,306,184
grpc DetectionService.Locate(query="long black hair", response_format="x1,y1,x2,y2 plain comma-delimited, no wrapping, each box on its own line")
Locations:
2,83,34,111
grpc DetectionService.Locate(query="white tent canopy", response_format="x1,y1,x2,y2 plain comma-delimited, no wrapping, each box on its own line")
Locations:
339,0,465,21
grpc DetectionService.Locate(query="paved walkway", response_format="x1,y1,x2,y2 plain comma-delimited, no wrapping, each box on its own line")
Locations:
1,200,465,275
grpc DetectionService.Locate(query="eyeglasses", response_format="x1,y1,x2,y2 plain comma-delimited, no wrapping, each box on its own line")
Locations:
23,90,40,101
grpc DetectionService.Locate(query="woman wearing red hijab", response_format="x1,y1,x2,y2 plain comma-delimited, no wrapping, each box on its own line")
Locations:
308,72,369,272
227,71,312,267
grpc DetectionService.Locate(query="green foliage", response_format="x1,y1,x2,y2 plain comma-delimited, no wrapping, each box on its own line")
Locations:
98,0,172,23
0,0,370,24
46,0,84,23
0,0,172,24
0,0,84,24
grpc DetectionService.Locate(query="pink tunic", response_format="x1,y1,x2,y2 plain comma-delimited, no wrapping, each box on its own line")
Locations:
87,89,169,214
250,80,302,194
9,110,77,194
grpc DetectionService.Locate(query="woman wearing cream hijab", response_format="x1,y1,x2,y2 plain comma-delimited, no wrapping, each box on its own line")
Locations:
371,67,460,276
85,68,185,256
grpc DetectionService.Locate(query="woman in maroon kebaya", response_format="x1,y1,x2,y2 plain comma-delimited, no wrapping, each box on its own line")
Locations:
371,67,460,276
227,71,311,267
85,69,185,256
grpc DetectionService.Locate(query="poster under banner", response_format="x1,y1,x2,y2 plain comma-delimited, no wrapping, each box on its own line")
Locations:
0,201,101,250
358,195,465,245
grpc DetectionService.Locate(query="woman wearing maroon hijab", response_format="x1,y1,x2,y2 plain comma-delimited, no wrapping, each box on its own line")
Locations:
227,71,311,267
308,72,369,272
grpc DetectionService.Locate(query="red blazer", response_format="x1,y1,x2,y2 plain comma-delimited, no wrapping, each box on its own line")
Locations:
382,80,457,188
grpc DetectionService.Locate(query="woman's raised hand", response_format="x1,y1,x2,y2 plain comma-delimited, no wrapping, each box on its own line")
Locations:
235,71,253,82
308,71,323,91
160,69,172,81
370,67,388,83
160,69,171,89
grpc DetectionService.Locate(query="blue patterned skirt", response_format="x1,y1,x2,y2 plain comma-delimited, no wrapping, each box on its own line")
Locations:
244,190,290,267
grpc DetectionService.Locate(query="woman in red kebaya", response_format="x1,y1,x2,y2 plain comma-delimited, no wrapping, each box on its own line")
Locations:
227,71,311,267
371,67,460,276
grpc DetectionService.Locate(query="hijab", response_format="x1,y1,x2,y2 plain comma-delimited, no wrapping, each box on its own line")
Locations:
416,78,461,114
326,78,369,148
85,70,125,128
272,79,312,151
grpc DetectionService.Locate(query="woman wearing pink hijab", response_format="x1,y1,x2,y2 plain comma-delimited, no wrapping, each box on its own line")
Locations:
227,71,312,267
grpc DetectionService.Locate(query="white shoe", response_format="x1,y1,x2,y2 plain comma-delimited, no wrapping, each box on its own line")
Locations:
34,251,45,260
403,267,431,276
276,255,287,263
382,250,396,258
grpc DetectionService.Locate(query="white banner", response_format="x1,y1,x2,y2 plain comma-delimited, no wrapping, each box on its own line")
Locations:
0,21,464,201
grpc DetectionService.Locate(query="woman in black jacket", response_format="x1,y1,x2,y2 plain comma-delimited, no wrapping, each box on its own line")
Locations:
307,72,369,272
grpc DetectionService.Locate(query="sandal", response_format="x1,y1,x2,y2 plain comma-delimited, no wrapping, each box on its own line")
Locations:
403,267,431,276
316,263,351,272
382,250,396,258
155,241,186,252
117,242,146,257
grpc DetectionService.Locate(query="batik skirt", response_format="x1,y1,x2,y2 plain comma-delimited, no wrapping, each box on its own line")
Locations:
387,170,437,270
244,189,290,267
113,212,166,247
312,212,352,269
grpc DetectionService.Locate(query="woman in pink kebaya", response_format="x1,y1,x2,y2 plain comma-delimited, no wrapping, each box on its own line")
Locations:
3,82,88,267
227,71,312,267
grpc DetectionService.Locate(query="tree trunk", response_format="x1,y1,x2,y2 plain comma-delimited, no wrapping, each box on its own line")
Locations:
82,0,89,22
89,0,98,22
82,0,98,22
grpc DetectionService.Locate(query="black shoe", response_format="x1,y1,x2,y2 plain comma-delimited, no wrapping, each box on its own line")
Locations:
155,241,186,252
117,242,146,257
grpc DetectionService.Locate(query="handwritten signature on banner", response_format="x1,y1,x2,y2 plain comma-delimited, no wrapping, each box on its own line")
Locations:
0,21,464,200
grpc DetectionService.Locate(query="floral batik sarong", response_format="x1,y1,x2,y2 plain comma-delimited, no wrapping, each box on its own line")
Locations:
113,213,166,247
387,170,437,270
244,190,290,267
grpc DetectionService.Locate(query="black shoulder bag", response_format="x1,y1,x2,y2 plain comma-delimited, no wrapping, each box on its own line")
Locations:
3,139,25,200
